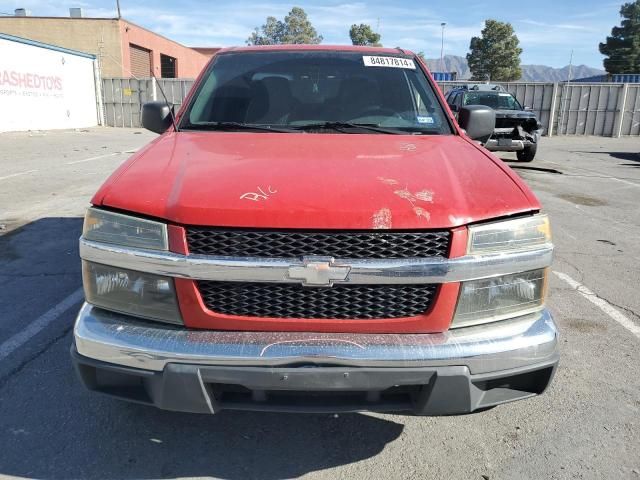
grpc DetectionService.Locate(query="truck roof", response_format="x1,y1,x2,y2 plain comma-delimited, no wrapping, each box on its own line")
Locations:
453,84,507,93
215,44,417,56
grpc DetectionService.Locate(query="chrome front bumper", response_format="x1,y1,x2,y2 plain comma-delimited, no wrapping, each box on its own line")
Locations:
74,303,558,375
484,130,541,152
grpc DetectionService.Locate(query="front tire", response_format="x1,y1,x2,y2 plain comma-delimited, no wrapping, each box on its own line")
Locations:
517,142,537,162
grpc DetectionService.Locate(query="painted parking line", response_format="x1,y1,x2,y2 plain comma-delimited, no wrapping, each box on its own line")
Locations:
553,271,640,340
65,149,138,165
544,159,640,188
0,170,38,181
65,152,122,165
0,288,84,362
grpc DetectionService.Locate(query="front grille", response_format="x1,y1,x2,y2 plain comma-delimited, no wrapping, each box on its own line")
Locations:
495,118,521,130
197,282,438,319
186,229,451,259
495,117,537,131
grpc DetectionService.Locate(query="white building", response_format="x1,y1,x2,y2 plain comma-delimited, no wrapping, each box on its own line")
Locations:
0,33,101,132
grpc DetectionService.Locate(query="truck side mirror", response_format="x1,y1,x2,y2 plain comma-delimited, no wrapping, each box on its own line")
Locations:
142,102,174,134
458,105,495,143
449,104,459,112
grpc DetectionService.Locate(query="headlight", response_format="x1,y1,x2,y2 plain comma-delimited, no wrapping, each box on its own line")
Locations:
83,207,168,251
82,261,182,324
452,269,548,328
467,214,551,254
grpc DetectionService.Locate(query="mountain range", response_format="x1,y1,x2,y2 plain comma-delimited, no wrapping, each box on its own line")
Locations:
424,55,605,82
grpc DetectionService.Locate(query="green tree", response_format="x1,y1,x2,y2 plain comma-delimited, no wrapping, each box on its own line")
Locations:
349,24,382,46
247,17,285,45
466,19,522,81
599,1,640,73
247,7,322,45
282,7,323,44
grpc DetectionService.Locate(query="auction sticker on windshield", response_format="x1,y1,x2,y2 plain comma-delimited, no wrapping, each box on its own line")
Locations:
363,56,416,69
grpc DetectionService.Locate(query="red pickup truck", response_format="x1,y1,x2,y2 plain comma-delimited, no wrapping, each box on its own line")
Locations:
72,45,558,415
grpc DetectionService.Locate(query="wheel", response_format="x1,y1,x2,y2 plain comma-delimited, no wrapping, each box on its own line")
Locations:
517,142,537,162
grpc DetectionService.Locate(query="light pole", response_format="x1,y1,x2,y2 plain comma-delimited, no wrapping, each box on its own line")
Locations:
440,22,446,73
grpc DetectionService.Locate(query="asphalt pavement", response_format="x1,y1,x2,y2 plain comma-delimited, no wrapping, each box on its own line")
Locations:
0,128,639,480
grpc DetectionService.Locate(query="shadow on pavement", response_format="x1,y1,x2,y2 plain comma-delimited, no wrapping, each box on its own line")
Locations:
505,163,563,175
0,218,405,480
0,349,405,480
585,151,640,162
0,216,84,273
0,217,84,352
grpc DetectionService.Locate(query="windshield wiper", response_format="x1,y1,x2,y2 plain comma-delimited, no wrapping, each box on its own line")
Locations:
180,122,299,133
290,122,406,135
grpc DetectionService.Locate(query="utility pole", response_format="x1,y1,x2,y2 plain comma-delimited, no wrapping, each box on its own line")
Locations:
440,22,446,73
560,49,573,135
116,0,121,19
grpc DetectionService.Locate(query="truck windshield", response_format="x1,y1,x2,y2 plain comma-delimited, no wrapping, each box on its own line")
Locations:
181,51,452,135
464,92,522,110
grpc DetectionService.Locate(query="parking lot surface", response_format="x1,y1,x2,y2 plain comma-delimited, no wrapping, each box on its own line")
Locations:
0,128,639,480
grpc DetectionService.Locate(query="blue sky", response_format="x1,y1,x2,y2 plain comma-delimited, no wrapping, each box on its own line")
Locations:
4,0,626,68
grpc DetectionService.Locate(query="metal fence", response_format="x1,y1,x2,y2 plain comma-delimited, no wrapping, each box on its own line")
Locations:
438,81,640,137
101,78,194,128
101,77,640,136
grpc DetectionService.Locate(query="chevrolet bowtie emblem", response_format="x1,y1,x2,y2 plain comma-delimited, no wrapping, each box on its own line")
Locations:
288,257,351,287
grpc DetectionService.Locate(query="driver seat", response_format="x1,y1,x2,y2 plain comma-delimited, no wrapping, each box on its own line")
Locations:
337,77,381,121
245,77,295,124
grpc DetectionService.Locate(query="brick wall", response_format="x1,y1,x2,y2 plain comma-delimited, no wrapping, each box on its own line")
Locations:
0,17,211,79
119,20,209,78
0,17,123,76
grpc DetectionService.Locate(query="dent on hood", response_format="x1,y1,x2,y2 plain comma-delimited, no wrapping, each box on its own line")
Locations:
375,177,435,224
372,208,392,229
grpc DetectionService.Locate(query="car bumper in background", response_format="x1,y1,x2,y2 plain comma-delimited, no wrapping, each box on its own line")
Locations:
485,138,531,151
72,303,559,415
484,130,541,152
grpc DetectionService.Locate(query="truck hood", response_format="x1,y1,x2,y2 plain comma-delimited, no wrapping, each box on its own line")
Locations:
94,132,538,230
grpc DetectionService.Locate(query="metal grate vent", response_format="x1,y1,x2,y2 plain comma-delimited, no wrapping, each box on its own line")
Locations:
197,282,438,319
186,229,451,259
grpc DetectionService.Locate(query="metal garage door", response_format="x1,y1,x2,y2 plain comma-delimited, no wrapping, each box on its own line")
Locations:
129,44,151,78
